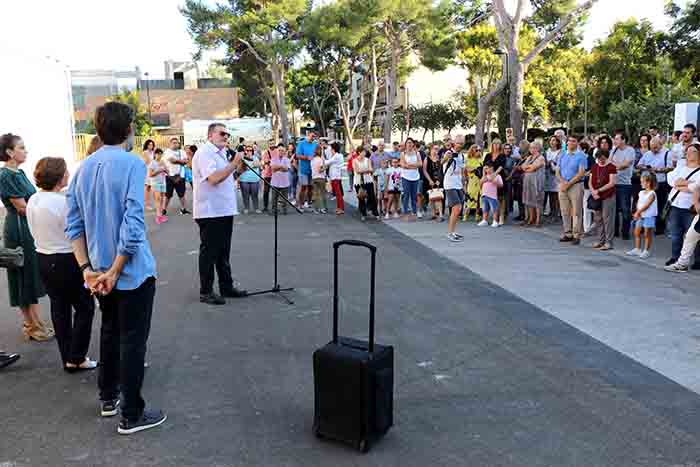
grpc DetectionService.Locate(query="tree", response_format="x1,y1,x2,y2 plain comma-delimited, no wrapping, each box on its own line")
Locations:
286,65,337,136
205,60,230,80
664,0,700,82
181,0,309,144
108,89,152,136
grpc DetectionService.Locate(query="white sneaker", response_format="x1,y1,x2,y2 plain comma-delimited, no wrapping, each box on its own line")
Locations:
626,248,642,257
255,209,262,214
417,211,424,219
498,221,505,226
447,233,463,242
491,221,499,228
393,213,399,219
664,262,689,273
639,250,650,259
384,213,390,220
303,202,310,209
243,209,249,215
477,220,488,227
291,199,297,206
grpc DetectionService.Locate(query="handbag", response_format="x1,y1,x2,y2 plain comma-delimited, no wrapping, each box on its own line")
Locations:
661,167,700,222
587,196,602,211
428,188,444,201
0,246,24,269
356,186,368,200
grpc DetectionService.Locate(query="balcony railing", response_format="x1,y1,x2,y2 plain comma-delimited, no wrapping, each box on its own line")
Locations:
138,79,185,90
197,78,235,88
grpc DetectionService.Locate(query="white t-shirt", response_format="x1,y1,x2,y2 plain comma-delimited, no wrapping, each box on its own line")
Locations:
325,152,344,180
385,167,402,191
401,152,421,181
442,154,465,190
637,189,657,217
148,160,166,186
163,148,185,177
192,141,238,219
667,165,700,209
26,191,73,255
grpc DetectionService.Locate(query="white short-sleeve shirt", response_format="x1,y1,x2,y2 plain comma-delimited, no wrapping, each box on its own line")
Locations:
26,191,73,254
192,141,238,219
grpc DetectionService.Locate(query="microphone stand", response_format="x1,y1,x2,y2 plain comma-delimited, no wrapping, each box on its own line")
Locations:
239,155,303,305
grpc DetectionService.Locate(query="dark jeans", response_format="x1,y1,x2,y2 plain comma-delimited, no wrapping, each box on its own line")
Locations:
669,206,700,263
37,252,95,365
401,178,419,214
271,186,289,214
656,182,671,234
196,216,234,295
240,181,259,211
356,183,379,217
614,184,633,237
262,177,272,211
97,277,155,421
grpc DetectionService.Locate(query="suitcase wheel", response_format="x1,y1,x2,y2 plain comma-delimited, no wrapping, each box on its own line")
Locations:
358,440,369,453
313,426,323,439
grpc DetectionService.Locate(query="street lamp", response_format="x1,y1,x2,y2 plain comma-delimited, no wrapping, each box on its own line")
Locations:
144,71,152,123
493,48,510,131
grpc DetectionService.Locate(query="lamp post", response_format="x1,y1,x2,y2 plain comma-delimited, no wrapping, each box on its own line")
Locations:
144,72,152,123
494,48,510,132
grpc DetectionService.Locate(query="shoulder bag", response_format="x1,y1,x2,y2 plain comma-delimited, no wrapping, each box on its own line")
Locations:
661,167,700,222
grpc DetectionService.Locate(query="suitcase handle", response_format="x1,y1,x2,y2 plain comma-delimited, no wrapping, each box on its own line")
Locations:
333,240,377,354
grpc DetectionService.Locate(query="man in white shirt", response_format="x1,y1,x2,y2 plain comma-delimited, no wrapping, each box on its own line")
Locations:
163,138,190,216
637,136,674,234
673,123,699,168
442,149,465,242
192,123,248,305
610,131,637,239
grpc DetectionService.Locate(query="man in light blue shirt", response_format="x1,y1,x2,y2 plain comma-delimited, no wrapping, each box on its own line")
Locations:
296,132,318,209
65,101,166,435
557,135,587,244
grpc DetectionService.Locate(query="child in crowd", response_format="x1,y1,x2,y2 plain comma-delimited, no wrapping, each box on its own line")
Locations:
270,144,291,215
148,148,168,224
384,158,402,219
375,158,388,216
627,174,658,259
478,163,503,227
311,146,328,214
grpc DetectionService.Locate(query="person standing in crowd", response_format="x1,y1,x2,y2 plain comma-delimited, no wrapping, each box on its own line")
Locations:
142,139,156,211
27,157,97,372
260,145,273,213
665,182,700,273
353,147,380,221
239,146,262,214
423,144,445,221
311,146,328,214
442,149,465,242
463,144,483,222
511,140,529,221
0,349,20,369
65,102,166,434
384,158,402,219
610,131,636,240
296,132,317,210
163,138,190,216
632,134,651,212
589,149,618,251
400,138,422,220
478,163,503,227
0,133,52,342
520,140,546,227
665,143,700,269
86,135,103,157
483,139,507,226
287,142,298,204
184,145,196,189
579,139,596,235
325,142,345,215
637,136,673,235
674,124,698,168
627,174,658,259
544,136,562,222
148,149,168,224
557,135,587,245
390,141,401,160
270,144,291,215
192,123,248,305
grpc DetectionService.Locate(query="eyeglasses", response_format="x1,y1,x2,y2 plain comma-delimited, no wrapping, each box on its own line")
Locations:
219,131,230,138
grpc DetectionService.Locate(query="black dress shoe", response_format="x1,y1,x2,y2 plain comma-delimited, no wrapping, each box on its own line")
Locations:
200,294,226,305
665,258,678,266
0,352,20,369
691,263,700,271
221,287,248,298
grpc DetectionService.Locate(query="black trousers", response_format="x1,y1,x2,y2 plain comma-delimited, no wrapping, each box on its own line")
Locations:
97,277,155,420
37,253,95,366
656,181,671,234
196,216,234,295
262,177,272,211
355,183,379,217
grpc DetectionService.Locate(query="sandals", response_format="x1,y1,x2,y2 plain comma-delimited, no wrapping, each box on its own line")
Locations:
64,358,98,374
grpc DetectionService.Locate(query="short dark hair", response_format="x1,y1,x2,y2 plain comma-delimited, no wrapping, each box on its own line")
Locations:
597,135,613,149
0,133,21,162
34,157,67,191
239,137,245,143
596,149,610,159
393,141,399,146
208,123,226,136
95,102,133,145
154,148,163,155
188,145,198,153
331,142,340,153
613,130,628,142
170,137,179,143
674,130,683,138
143,139,155,151
684,123,697,134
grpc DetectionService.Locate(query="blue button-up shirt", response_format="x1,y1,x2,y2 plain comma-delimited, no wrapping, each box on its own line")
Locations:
65,145,156,291
558,150,587,182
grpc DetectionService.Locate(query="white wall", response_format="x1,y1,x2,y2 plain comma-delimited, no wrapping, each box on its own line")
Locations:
0,45,75,182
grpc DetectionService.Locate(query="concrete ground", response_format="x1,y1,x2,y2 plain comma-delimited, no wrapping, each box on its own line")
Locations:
2,198,700,467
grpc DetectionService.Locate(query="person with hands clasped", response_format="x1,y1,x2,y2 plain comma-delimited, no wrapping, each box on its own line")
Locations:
627,174,658,259
478,163,503,228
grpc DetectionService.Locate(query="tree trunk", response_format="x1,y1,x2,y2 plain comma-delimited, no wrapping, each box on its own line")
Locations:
509,57,525,142
270,62,290,145
475,78,508,148
422,128,429,141
333,84,354,148
365,45,380,140
383,43,400,143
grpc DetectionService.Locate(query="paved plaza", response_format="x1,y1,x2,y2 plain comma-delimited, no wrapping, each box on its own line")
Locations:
2,202,700,467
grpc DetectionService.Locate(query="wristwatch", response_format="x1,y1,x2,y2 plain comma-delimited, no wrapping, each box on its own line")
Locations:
79,262,92,273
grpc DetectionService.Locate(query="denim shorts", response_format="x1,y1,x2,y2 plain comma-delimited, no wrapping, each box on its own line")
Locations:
633,216,656,229
446,189,464,209
481,196,499,214
298,174,312,186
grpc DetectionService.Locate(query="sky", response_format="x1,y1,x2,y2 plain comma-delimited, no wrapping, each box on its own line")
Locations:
0,0,685,78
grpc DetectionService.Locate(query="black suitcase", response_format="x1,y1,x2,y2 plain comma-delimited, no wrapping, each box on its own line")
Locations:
313,240,394,453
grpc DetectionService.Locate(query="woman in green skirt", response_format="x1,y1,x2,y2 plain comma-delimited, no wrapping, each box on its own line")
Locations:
0,133,53,341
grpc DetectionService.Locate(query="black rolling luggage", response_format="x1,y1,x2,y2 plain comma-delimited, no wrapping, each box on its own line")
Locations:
313,240,394,453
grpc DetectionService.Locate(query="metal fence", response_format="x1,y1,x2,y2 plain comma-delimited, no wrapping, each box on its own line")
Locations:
74,134,184,161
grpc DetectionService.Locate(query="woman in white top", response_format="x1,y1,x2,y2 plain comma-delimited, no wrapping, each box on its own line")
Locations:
142,139,156,211
324,142,345,215
26,157,97,373
352,147,379,220
400,138,422,218
545,136,562,219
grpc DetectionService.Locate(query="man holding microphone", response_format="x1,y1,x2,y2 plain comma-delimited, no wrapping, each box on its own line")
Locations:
192,123,248,305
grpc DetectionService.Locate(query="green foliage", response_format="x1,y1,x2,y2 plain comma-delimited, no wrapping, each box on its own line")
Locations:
205,60,230,80
107,89,152,136
286,65,337,135
664,0,700,81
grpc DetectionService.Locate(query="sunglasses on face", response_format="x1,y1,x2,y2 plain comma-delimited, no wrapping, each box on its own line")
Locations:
219,131,230,138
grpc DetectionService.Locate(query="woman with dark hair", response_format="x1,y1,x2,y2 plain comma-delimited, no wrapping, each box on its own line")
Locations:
544,136,562,222
353,147,380,221
86,135,103,157
400,138,422,219
184,145,196,189
483,139,507,225
287,142,298,203
27,157,97,372
632,133,651,213
142,139,156,211
0,133,52,341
